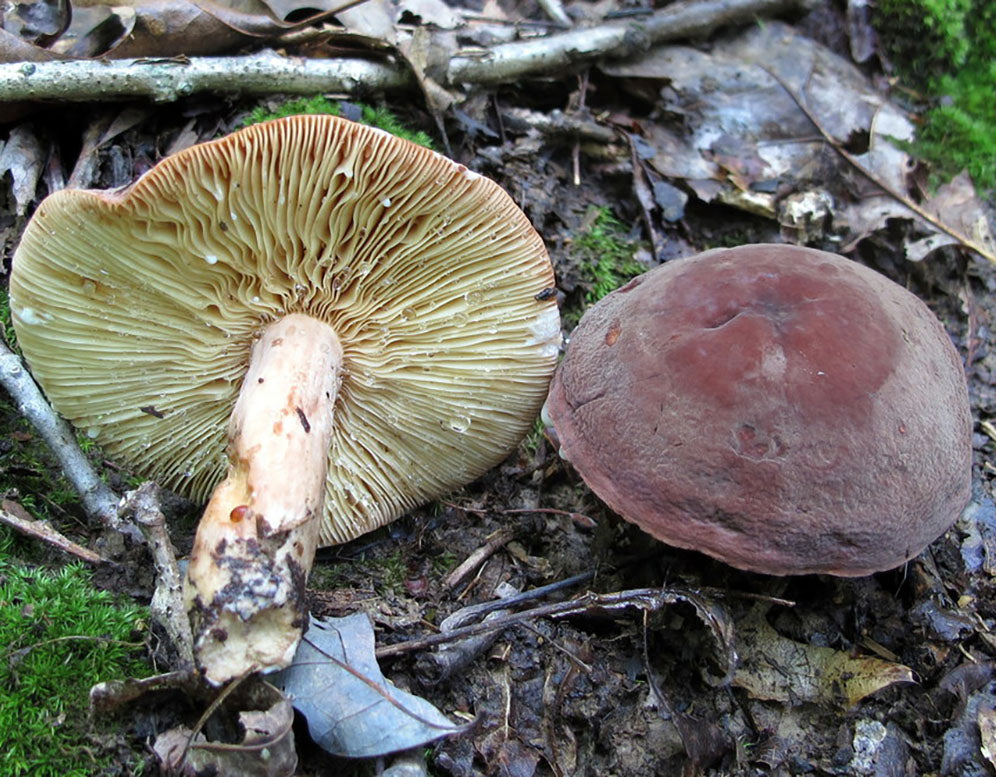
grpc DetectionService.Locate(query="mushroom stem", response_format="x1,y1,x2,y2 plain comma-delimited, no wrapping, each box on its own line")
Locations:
185,313,342,685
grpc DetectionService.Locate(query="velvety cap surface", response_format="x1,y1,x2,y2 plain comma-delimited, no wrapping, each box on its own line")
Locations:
11,115,560,544
545,244,972,575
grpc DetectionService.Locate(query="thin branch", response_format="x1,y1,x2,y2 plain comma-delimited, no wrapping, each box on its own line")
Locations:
0,51,411,103
764,67,996,266
0,498,110,565
447,0,818,85
120,483,195,669
0,0,816,103
377,586,694,659
0,340,125,531
442,528,515,591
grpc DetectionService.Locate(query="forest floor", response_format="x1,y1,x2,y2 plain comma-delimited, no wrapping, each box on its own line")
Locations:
2,0,996,774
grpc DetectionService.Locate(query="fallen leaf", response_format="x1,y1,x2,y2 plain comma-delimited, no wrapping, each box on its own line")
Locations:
153,683,297,777
397,0,460,28
734,607,914,708
335,0,396,41
275,612,466,758
904,171,996,261
979,706,996,770
0,124,46,215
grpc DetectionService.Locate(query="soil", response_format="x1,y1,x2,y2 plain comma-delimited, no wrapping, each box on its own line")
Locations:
2,2,996,775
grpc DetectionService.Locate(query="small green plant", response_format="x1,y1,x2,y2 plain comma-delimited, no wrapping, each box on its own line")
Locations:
1,283,17,353
431,550,458,577
242,94,341,126
563,207,647,327
376,549,408,595
874,0,996,191
0,558,150,776
523,415,546,455
242,96,434,148
575,208,646,304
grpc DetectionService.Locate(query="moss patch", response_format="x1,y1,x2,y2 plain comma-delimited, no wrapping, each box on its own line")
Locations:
564,207,647,326
242,96,434,149
874,0,996,191
0,539,150,776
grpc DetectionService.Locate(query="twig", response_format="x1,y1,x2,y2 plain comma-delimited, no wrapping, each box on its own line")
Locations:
441,570,596,630
446,500,597,528
0,498,110,565
442,528,515,591
0,0,816,103
181,672,252,766
89,669,198,716
377,585,703,659
0,340,125,532
120,483,195,669
447,0,818,85
0,51,411,103
764,67,996,266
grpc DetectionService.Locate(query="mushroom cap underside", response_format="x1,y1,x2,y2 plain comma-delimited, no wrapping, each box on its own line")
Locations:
11,115,561,545
546,244,972,576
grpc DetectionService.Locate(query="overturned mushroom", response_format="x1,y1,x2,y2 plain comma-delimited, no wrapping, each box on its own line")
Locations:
545,244,971,576
10,115,561,683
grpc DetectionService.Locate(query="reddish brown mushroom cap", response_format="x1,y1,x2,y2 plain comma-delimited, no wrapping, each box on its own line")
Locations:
545,244,972,576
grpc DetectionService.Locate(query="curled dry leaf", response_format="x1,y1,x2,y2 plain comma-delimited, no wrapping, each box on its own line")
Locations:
905,171,996,262
733,607,914,708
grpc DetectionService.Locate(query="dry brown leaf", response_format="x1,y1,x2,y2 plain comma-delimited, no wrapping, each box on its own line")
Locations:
904,171,996,262
2,0,356,61
0,124,46,215
332,0,396,40
154,684,297,776
734,607,914,709
979,705,996,770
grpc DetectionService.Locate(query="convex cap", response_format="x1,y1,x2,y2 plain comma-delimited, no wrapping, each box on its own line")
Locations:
545,244,972,576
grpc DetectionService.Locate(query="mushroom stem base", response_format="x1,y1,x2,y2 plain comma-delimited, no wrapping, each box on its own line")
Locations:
185,313,342,685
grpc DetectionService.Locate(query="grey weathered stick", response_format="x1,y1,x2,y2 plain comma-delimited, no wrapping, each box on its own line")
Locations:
121,483,195,669
0,51,412,104
447,0,818,85
0,0,815,103
0,340,122,528
0,498,111,565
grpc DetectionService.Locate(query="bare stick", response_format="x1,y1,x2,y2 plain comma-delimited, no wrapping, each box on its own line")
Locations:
377,586,687,659
0,51,411,103
0,340,123,530
442,528,515,591
0,498,110,565
0,0,816,104
120,483,195,669
447,0,818,85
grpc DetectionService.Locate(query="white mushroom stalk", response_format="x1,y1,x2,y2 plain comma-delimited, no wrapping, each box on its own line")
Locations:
186,314,341,682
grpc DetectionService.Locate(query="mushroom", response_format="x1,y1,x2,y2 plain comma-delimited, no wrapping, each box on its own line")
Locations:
544,244,971,576
10,115,561,682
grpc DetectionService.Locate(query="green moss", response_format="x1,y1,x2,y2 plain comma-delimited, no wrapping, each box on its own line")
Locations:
0,558,150,776
523,415,546,455
242,94,342,126
1,283,17,354
242,97,434,148
356,104,434,149
874,0,996,191
565,207,647,326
